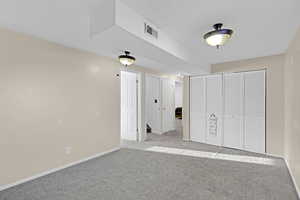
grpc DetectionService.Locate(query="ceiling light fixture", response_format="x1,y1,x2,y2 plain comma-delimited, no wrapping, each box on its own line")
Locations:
204,23,233,48
118,51,136,66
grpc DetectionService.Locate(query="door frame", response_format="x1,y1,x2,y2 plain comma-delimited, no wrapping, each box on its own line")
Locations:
189,69,266,153
120,70,138,141
120,68,147,142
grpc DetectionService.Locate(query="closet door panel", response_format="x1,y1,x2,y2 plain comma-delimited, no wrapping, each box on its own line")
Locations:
190,77,206,143
223,73,244,149
244,71,266,153
205,74,223,146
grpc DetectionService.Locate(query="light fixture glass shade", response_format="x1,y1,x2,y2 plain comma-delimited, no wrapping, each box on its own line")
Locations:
203,23,233,47
118,51,136,66
119,57,135,66
205,33,232,47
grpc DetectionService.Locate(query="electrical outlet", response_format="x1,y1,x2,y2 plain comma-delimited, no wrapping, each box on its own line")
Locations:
65,146,72,155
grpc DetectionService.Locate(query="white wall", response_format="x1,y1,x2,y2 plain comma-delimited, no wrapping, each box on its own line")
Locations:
161,78,176,133
145,74,161,134
175,81,183,108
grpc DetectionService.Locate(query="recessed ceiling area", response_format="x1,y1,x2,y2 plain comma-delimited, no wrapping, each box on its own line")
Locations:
0,0,299,74
121,0,300,63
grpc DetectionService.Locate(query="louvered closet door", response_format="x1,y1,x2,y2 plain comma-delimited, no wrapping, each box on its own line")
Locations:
205,74,223,146
223,73,244,149
244,71,266,153
190,76,206,143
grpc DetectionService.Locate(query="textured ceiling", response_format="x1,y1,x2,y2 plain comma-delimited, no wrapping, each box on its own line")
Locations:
0,0,299,74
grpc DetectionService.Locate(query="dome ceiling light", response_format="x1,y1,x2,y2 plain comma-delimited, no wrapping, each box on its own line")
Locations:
204,23,233,48
118,51,136,66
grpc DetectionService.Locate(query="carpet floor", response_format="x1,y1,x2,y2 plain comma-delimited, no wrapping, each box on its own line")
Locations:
0,133,298,200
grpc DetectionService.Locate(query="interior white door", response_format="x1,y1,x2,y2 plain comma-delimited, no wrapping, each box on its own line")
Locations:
161,78,175,133
205,74,223,146
244,71,266,153
190,76,206,143
145,75,161,134
121,71,137,141
223,73,244,149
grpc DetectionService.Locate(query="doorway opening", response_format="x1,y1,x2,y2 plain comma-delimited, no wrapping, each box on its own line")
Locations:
174,80,183,139
145,74,182,142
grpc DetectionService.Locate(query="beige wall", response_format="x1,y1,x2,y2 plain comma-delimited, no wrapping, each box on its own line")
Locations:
211,54,285,156
182,76,190,141
0,28,124,186
284,27,300,192
1,22,299,193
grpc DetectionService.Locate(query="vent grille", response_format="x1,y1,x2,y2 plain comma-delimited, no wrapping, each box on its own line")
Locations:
144,23,158,39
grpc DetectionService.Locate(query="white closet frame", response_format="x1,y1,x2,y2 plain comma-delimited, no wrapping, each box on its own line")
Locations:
189,69,266,153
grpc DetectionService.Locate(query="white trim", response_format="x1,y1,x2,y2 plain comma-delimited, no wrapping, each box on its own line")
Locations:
145,73,162,79
120,67,142,75
285,159,300,199
0,147,120,192
151,129,163,135
264,152,283,159
190,70,266,153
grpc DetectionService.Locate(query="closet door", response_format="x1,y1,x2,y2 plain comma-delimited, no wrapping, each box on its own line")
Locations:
205,74,223,146
223,73,244,149
244,71,266,153
190,76,206,143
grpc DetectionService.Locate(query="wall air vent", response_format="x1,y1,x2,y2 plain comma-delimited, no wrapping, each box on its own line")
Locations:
144,23,158,39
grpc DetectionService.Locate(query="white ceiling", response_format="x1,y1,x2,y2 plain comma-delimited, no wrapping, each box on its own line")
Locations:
0,0,299,74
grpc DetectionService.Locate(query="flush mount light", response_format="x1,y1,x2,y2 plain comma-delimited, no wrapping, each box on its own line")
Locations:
204,23,233,48
118,51,136,66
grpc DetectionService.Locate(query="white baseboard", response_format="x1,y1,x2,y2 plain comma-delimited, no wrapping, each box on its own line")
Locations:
151,129,163,135
285,159,300,199
0,147,120,192
264,152,284,159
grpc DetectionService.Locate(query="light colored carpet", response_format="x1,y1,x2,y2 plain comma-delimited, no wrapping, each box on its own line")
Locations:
1,132,298,200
